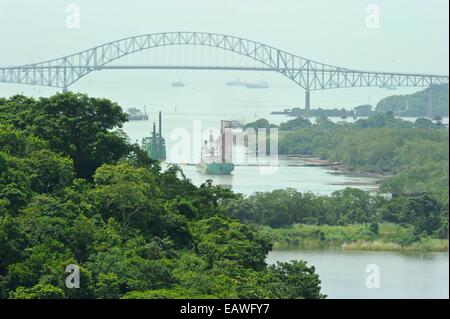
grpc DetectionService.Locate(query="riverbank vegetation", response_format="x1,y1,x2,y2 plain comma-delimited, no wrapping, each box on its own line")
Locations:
222,188,448,251
260,224,448,251
276,113,449,204
0,93,325,299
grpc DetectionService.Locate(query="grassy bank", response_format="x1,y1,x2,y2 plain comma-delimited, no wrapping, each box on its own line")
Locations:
260,224,449,252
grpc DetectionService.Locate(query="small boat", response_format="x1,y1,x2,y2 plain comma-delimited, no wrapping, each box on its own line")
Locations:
245,80,269,89
379,85,397,90
126,107,149,121
226,78,246,86
171,80,185,87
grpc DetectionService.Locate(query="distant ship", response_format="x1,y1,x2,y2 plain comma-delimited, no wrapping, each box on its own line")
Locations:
142,111,166,161
171,80,185,87
379,85,397,90
245,80,269,89
196,120,234,175
226,78,246,86
126,107,149,121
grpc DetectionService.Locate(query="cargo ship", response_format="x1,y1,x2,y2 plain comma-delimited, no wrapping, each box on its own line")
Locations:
226,78,246,86
245,80,269,89
142,111,166,161
171,80,185,87
196,120,234,175
126,107,149,121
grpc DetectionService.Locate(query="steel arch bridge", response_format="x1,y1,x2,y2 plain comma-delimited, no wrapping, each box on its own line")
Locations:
1,31,448,109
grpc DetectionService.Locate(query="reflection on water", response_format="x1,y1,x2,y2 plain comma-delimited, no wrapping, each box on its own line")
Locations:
267,249,449,299
171,162,379,196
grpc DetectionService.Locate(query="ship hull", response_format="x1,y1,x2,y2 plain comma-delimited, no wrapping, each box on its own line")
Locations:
196,162,234,175
245,81,269,89
142,137,166,161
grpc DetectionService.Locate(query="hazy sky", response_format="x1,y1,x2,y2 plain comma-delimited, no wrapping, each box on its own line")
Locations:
0,0,448,106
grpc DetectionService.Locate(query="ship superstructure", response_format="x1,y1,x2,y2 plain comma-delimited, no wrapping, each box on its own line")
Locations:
197,120,234,175
142,111,166,161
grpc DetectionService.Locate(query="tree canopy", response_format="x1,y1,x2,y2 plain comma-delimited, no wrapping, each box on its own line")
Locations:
0,93,325,299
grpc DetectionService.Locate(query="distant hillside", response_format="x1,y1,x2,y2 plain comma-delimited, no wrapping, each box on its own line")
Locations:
376,84,449,117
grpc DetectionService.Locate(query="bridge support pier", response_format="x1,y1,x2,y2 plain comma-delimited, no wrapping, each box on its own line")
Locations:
62,86,68,93
305,91,311,113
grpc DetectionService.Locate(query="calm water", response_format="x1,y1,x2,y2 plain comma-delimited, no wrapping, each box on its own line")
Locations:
122,110,381,196
267,249,449,299
172,162,379,196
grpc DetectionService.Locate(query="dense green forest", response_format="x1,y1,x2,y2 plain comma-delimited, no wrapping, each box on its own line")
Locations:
223,188,448,250
224,188,446,232
375,84,449,116
276,113,449,204
0,93,325,299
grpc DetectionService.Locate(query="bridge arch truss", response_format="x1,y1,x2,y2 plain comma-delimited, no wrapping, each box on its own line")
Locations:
1,32,448,96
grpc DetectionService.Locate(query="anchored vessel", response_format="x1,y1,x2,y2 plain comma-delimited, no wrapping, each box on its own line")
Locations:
171,80,185,87
197,120,234,175
127,106,149,121
245,80,269,89
226,78,246,86
142,111,166,161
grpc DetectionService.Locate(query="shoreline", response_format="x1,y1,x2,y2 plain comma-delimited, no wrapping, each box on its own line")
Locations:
282,155,390,179
271,240,449,252
261,224,449,253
